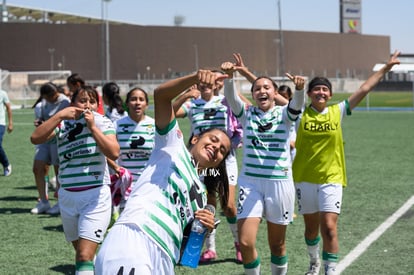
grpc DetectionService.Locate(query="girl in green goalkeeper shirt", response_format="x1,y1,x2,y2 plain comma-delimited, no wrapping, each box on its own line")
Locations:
293,50,400,275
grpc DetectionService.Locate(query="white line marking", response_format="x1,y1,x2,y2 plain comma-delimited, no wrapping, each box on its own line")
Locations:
337,195,414,274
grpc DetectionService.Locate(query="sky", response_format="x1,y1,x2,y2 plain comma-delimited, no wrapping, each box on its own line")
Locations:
6,0,414,54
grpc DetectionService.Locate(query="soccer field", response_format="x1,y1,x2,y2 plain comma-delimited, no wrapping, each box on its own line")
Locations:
1,108,413,274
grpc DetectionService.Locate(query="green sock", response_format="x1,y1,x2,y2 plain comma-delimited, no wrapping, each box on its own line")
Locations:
75,261,94,271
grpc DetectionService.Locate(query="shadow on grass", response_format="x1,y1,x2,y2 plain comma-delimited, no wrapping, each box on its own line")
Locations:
15,185,37,191
186,258,242,266
50,264,75,274
0,195,37,201
0,207,35,214
44,224,64,233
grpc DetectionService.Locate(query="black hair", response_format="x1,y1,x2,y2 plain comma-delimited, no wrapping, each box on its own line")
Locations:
203,159,229,210
308,76,332,95
40,82,58,97
71,85,99,106
278,85,293,100
188,128,230,209
67,73,85,86
102,82,125,115
126,87,149,105
250,76,278,93
32,82,59,108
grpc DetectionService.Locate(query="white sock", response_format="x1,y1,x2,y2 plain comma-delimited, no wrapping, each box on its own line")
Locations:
245,264,261,275
324,261,338,275
205,229,216,251
307,244,320,262
271,262,288,275
228,222,238,243
75,271,93,275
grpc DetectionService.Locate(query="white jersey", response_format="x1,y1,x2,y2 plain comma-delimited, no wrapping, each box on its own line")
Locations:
114,115,155,181
55,111,116,189
105,106,128,122
116,119,207,265
238,105,294,180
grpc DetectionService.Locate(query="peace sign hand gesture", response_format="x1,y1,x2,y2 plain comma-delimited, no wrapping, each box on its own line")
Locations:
286,73,305,90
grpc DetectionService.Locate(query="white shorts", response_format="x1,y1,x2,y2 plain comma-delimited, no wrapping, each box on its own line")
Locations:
34,142,59,165
226,149,238,186
95,223,174,275
59,185,111,243
237,177,295,225
295,182,343,215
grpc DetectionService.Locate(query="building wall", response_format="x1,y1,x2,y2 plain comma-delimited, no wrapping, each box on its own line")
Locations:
0,23,390,81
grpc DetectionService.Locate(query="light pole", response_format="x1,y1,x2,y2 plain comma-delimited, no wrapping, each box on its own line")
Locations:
277,0,284,78
101,0,111,83
48,48,55,70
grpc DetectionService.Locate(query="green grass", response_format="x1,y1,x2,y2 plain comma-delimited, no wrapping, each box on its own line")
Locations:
1,107,413,274
330,92,414,108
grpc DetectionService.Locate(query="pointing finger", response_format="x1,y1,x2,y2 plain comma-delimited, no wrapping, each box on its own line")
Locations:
285,72,294,81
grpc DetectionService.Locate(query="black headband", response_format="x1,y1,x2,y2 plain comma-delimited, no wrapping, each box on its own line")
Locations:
308,77,332,94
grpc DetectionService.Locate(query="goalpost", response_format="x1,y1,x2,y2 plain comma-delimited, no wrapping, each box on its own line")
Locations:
0,69,72,109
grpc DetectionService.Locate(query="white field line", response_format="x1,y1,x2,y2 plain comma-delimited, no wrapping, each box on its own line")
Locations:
337,195,414,274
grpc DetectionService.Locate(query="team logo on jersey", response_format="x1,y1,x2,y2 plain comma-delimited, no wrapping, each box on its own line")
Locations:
176,129,183,139
204,108,218,120
335,201,341,209
146,124,155,134
129,136,145,148
251,137,267,148
257,122,273,132
66,122,84,141
94,229,103,238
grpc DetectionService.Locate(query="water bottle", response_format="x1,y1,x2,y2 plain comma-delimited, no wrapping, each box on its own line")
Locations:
180,204,215,268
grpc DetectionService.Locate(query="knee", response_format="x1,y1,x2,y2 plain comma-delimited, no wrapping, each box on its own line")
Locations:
321,226,337,242
238,236,255,252
270,242,286,256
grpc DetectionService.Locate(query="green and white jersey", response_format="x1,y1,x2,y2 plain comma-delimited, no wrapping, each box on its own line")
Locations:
116,119,207,265
56,112,116,189
114,115,155,181
182,95,228,135
238,105,294,180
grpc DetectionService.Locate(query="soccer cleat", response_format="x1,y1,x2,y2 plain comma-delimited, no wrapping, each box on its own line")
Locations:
31,200,51,214
199,249,217,262
46,202,60,215
305,259,321,275
4,164,12,176
235,242,243,263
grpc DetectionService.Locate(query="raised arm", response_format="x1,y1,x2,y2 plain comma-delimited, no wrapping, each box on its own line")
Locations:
285,73,305,118
31,106,84,144
221,61,245,117
154,70,226,130
348,50,400,110
232,53,257,83
172,85,200,118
